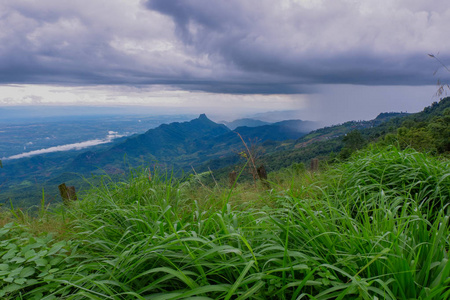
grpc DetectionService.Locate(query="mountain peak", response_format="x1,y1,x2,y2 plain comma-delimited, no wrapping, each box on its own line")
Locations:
198,113,208,120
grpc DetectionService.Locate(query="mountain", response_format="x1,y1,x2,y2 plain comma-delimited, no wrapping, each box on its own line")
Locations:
71,114,230,171
111,113,229,157
259,99,449,172
71,115,319,172
290,112,410,149
247,110,305,122
69,99,448,180
195,110,426,175
230,120,319,142
221,118,270,130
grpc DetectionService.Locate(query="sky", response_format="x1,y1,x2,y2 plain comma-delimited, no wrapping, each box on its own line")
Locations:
1,0,450,124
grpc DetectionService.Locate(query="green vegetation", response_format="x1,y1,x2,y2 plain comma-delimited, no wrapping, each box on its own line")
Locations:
1,146,449,299
258,97,449,174
0,223,76,299
1,98,449,298
3,98,449,207
390,105,449,153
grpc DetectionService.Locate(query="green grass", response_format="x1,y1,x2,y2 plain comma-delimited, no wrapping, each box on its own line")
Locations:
1,146,449,299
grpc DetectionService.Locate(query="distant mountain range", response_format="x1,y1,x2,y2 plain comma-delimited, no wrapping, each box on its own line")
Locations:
221,118,270,130
70,114,318,173
247,110,306,123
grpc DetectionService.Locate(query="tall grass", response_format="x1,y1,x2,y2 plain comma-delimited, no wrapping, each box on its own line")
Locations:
2,147,449,299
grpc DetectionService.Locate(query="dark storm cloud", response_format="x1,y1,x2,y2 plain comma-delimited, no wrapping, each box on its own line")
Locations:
145,0,450,87
177,83,315,95
1,0,450,94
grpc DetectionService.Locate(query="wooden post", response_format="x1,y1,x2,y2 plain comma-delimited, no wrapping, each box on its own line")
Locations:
310,158,319,172
229,171,237,187
257,165,268,181
58,183,77,205
257,164,270,188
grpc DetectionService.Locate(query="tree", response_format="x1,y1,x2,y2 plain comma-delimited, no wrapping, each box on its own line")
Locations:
428,107,450,152
339,130,366,160
343,130,366,150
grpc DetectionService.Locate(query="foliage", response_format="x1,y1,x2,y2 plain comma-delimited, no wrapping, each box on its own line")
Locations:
0,222,78,299
1,147,449,299
338,129,367,160
376,98,450,154
235,135,266,184
331,145,450,220
264,138,343,172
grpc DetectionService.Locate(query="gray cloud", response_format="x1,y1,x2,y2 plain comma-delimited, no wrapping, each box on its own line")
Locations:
146,0,450,86
0,0,449,94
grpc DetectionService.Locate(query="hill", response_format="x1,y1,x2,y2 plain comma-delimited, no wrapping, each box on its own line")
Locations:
198,98,449,178
197,111,411,175
221,118,270,130
70,115,318,173
71,114,230,171
234,119,319,141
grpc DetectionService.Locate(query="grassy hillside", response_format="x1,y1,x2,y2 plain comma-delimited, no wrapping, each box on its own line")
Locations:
0,146,448,299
